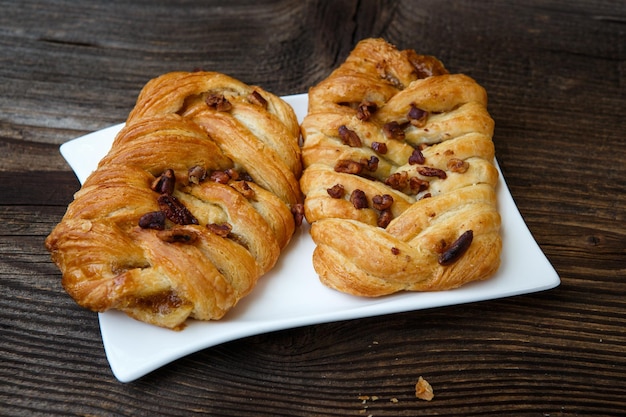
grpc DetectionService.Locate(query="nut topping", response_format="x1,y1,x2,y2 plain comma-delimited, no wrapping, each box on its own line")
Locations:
230,180,255,199
327,184,345,199
188,165,206,184
385,171,409,191
408,148,426,165
350,189,368,209
356,101,377,121
418,166,447,179
338,125,362,147
291,203,304,227
371,141,388,154
206,222,232,237
447,158,469,173
205,93,232,111
151,169,176,195
158,194,198,225
407,105,428,127
334,159,363,175
138,211,166,230
383,121,406,140
438,230,473,265
372,194,394,211
248,90,268,108
377,209,393,228
157,228,198,244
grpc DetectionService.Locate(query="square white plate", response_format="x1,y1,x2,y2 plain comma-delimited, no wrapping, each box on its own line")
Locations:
59,93,560,382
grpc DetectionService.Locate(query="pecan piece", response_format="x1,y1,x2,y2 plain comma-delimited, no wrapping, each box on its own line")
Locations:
356,101,377,121
371,141,388,154
327,184,345,199
338,125,362,147
231,180,255,199
158,195,198,225
350,189,368,209
188,165,206,185
209,170,231,184
418,166,447,179
377,209,393,228
407,105,428,127
438,230,473,265
334,159,363,175
151,169,176,195
248,90,268,108
372,194,394,211
157,228,198,244
383,121,405,140
362,155,379,172
408,148,426,165
291,203,304,227
409,177,429,194
447,158,469,173
205,93,232,111
138,211,166,230
207,222,232,237
385,171,409,191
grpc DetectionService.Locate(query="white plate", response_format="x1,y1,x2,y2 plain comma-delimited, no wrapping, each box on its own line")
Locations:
60,93,560,382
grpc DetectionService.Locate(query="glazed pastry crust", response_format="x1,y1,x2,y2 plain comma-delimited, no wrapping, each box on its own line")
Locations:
46,72,302,330
300,38,501,296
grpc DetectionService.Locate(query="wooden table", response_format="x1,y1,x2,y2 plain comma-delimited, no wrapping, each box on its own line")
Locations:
2,1,625,415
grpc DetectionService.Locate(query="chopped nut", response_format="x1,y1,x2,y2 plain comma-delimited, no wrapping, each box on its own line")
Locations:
138,211,166,230
188,165,206,184
357,101,377,121
157,194,198,225
327,184,346,199
408,148,425,165
205,93,232,111
291,203,304,227
206,222,232,237
418,166,447,179
438,230,473,265
385,171,409,191
151,169,176,195
350,189,368,209
338,125,362,147
231,180,255,199
415,376,434,401
156,228,198,244
335,159,363,175
363,155,379,172
248,90,268,108
209,170,231,184
409,177,429,194
407,105,428,127
377,209,393,228
447,158,469,173
383,121,405,140
391,247,400,255
371,141,388,154
372,194,394,210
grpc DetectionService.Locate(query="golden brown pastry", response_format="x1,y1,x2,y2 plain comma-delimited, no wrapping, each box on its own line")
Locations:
46,71,303,330
300,38,501,296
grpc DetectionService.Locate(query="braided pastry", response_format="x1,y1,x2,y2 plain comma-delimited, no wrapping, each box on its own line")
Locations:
300,38,501,296
46,71,302,330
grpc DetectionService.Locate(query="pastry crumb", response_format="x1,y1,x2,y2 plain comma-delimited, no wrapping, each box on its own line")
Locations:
415,376,434,401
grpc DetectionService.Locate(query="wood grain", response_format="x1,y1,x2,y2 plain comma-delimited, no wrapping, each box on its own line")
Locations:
1,0,625,415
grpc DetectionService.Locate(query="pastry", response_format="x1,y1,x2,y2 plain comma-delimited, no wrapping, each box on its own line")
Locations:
46,71,303,330
300,38,501,296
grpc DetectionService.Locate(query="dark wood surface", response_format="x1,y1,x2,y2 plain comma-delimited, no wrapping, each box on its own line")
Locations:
2,1,625,415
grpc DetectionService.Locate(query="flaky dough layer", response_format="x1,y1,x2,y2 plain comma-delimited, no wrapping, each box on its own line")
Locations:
300,38,501,296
